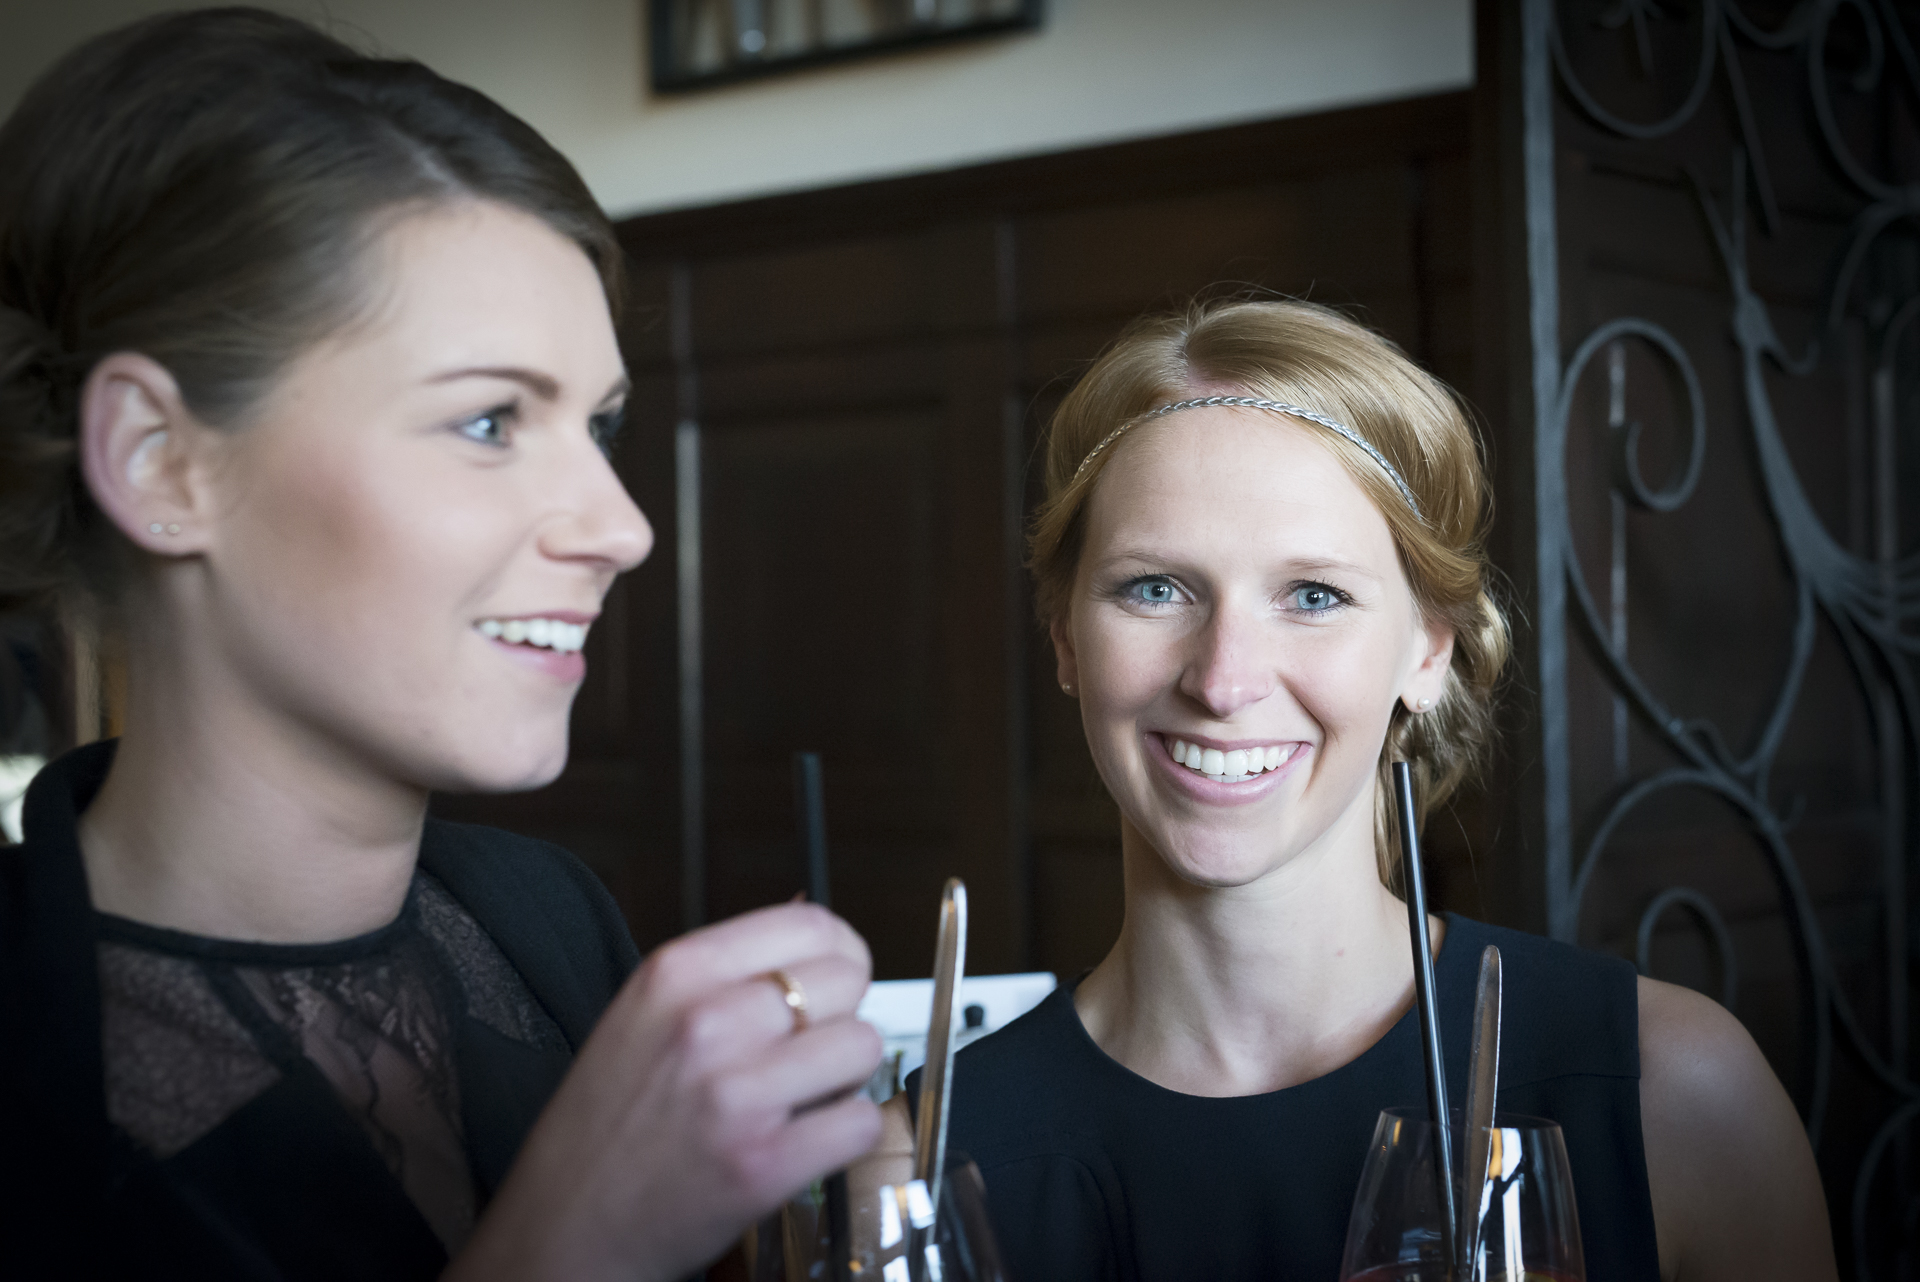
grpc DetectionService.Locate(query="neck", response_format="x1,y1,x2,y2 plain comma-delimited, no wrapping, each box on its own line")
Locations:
1076,800,1435,1097
78,619,426,943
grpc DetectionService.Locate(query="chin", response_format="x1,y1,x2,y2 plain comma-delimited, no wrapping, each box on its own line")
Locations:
411,729,572,795
1147,828,1293,890
1166,855,1285,891
478,746,569,793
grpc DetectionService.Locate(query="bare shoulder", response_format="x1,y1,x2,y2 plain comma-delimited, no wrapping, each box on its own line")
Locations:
1636,976,1836,1282
1637,975,1778,1109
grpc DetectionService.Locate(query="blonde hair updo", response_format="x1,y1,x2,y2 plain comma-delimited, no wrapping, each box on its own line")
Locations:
1029,298,1510,888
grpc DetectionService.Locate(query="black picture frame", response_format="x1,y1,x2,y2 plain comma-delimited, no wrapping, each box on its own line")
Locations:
649,0,1044,94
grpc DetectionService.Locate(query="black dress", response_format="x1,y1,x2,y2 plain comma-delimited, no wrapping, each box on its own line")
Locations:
921,916,1661,1281
0,741,640,1279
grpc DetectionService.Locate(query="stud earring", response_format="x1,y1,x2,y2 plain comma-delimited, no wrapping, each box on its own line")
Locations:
1061,683,1075,696
148,523,163,535
1417,697,1432,710
166,524,180,535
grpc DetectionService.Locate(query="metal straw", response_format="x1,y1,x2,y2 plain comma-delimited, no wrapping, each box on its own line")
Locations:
1460,945,1503,1274
1393,761,1458,1273
914,878,968,1217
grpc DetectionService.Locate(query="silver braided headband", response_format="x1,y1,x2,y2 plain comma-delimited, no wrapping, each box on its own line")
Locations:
1071,395,1423,521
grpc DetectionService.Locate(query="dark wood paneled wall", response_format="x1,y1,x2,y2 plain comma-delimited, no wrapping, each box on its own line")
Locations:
437,92,1479,982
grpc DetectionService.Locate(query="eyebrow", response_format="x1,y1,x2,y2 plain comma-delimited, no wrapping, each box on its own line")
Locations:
1101,547,1381,580
428,366,630,407
1283,556,1381,580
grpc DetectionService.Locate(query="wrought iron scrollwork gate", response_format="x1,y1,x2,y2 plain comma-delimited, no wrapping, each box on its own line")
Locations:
1523,0,1919,1268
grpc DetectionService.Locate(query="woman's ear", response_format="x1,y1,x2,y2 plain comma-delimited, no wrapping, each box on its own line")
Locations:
1400,617,1455,714
1050,613,1080,697
79,353,210,555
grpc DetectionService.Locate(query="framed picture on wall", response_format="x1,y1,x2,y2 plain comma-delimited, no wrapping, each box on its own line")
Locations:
650,0,1044,92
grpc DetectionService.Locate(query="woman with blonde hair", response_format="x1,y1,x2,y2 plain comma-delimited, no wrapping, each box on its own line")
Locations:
923,299,1834,1280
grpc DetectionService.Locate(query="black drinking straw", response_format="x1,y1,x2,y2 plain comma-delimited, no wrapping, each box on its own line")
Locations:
793,751,831,909
1393,760,1457,1273
792,751,850,1282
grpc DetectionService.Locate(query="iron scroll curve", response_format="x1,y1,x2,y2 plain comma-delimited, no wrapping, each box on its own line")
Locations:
1524,0,1920,1270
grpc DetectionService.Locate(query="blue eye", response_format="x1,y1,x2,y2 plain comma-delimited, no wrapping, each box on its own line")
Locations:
589,406,626,458
1124,577,1183,607
1288,583,1344,612
456,403,518,447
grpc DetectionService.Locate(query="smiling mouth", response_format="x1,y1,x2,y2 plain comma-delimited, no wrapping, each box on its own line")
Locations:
1169,737,1300,784
477,616,589,654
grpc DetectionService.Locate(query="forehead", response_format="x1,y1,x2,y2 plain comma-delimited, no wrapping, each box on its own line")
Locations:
332,200,617,377
1081,406,1398,567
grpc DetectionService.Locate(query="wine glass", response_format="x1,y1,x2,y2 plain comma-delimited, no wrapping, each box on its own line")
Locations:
745,1145,1011,1281
1340,1108,1585,1282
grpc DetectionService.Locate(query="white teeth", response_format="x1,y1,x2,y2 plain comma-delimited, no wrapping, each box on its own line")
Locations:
1169,738,1300,783
478,617,589,654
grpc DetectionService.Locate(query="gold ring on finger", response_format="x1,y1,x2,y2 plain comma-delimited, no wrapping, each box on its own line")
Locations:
766,968,808,1033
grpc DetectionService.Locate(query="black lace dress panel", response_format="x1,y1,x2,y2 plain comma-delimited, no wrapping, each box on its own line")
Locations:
5,741,641,1280
96,873,567,1256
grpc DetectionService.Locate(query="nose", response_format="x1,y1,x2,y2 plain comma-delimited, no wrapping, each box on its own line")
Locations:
1178,599,1274,719
541,437,654,574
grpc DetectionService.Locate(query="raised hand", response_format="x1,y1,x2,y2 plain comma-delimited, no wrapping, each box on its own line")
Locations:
448,901,884,1282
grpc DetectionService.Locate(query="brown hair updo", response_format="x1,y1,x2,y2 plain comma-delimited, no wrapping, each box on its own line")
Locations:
0,7,622,615
1029,298,1510,887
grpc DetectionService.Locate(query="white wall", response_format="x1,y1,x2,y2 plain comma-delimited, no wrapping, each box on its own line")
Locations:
0,0,1472,219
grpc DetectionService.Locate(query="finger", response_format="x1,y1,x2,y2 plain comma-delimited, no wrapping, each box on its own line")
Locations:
737,955,871,1036
668,956,871,1073
753,1092,886,1205
732,1016,884,1116
701,901,868,974
648,903,870,1004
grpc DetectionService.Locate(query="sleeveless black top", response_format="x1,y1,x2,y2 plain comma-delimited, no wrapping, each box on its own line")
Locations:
929,916,1661,1281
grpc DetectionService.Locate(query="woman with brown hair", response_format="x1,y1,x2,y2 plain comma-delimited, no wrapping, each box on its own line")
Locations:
0,10,880,1278
922,299,1835,1280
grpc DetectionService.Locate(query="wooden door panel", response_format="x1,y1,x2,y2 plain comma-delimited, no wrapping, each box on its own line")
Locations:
1016,169,1422,325
696,345,945,418
690,226,1000,359
701,411,942,755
